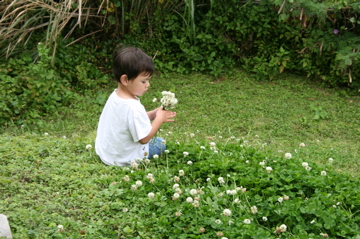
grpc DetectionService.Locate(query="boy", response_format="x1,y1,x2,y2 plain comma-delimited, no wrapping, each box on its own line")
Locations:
95,47,176,166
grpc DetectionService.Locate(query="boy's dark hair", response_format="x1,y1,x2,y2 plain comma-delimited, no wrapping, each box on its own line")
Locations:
113,47,155,82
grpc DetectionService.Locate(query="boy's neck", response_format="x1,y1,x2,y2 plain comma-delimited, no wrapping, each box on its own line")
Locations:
116,84,137,100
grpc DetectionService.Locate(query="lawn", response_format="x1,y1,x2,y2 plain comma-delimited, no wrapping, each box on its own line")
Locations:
1,70,359,238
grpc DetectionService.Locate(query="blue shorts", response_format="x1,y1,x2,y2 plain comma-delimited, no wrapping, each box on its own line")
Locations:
148,137,166,159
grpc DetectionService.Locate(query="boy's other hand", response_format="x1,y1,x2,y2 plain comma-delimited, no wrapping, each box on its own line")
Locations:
156,107,176,122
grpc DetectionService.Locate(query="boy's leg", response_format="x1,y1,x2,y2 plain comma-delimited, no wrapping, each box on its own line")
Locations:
148,137,166,159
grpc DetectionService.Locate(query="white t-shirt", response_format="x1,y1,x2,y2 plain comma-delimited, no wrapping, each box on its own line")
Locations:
95,90,152,166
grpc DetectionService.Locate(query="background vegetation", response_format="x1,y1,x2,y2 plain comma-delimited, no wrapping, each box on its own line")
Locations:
0,1,359,238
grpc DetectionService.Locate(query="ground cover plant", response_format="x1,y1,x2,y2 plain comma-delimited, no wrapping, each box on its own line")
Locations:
1,71,359,238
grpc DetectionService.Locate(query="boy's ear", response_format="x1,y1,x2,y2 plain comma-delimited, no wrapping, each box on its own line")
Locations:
120,74,128,85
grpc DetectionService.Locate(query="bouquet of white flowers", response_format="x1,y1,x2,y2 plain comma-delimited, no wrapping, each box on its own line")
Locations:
160,91,178,110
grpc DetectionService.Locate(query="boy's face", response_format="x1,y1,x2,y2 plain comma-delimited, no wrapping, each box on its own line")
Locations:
127,72,151,96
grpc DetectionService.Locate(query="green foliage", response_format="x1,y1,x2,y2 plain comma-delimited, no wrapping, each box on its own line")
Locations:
0,132,359,238
0,43,73,124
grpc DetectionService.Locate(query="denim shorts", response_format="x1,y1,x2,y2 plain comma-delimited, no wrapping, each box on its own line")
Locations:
148,137,166,159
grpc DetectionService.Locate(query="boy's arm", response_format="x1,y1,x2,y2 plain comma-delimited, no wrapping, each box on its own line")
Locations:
139,109,176,144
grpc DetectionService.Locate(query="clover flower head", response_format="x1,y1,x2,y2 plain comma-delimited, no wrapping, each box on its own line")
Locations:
210,142,216,147
179,170,185,176
321,171,327,176
305,166,312,171
44,132,49,136
190,133,195,138
57,225,64,232
200,146,206,149
215,219,222,224
183,151,189,157
186,197,193,203
199,227,205,233
234,198,240,203
123,208,128,212
175,187,182,194
164,149,170,154
223,209,231,216
175,211,182,217
192,201,200,207
123,175,130,182
244,219,251,224
283,195,290,200
153,154,159,159
173,193,180,199
262,217,268,221
190,189,197,196
148,192,155,199
187,160,193,165
218,177,225,184
328,158,334,163
86,144,92,150
250,206,258,214
216,231,224,237
302,162,309,167
279,224,287,232
284,153,292,159
135,180,142,187
174,176,180,182
160,91,178,110
173,183,180,189
278,197,284,203
259,161,266,166
131,185,137,190
299,142,306,147
266,167,273,172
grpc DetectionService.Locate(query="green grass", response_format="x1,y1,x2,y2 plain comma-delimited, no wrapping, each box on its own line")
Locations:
1,70,359,238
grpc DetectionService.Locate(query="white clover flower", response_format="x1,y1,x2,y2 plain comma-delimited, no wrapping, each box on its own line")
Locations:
123,175,130,182
164,149,170,154
210,142,216,147
266,167,273,172
215,219,222,224
328,158,334,163
173,193,180,199
305,166,312,171
192,201,199,207
57,225,64,232
190,133,195,138
175,187,182,194
153,154,159,159
62,136,67,139
259,161,266,166
173,184,180,189
278,197,283,203
183,151,189,157
179,170,185,176
299,142,306,147
321,171,327,176
234,198,240,203
279,224,287,232
187,160,193,165
186,197,193,203
250,206,258,214
218,177,225,184
152,98,157,102
284,153,292,159
283,195,290,200
145,158,151,165
214,150,218,153
86,144,92,150
161,140,166,145
175,211,182,217
302,162,309,167
190,189,197,196
226,190,237,195
223,209,231,216
174,176,180,182
123,208,128,212
160,91,178,110
262,217,268,221
131,185,137,190
228,220,234,226
245,160,250,163
135,180,143,187
200,146,206,149
244,219,251,224
148,192,155,199
310,219,315,224
206,178,211,182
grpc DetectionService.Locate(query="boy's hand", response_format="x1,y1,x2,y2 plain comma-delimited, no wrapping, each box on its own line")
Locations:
156,107,176,122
